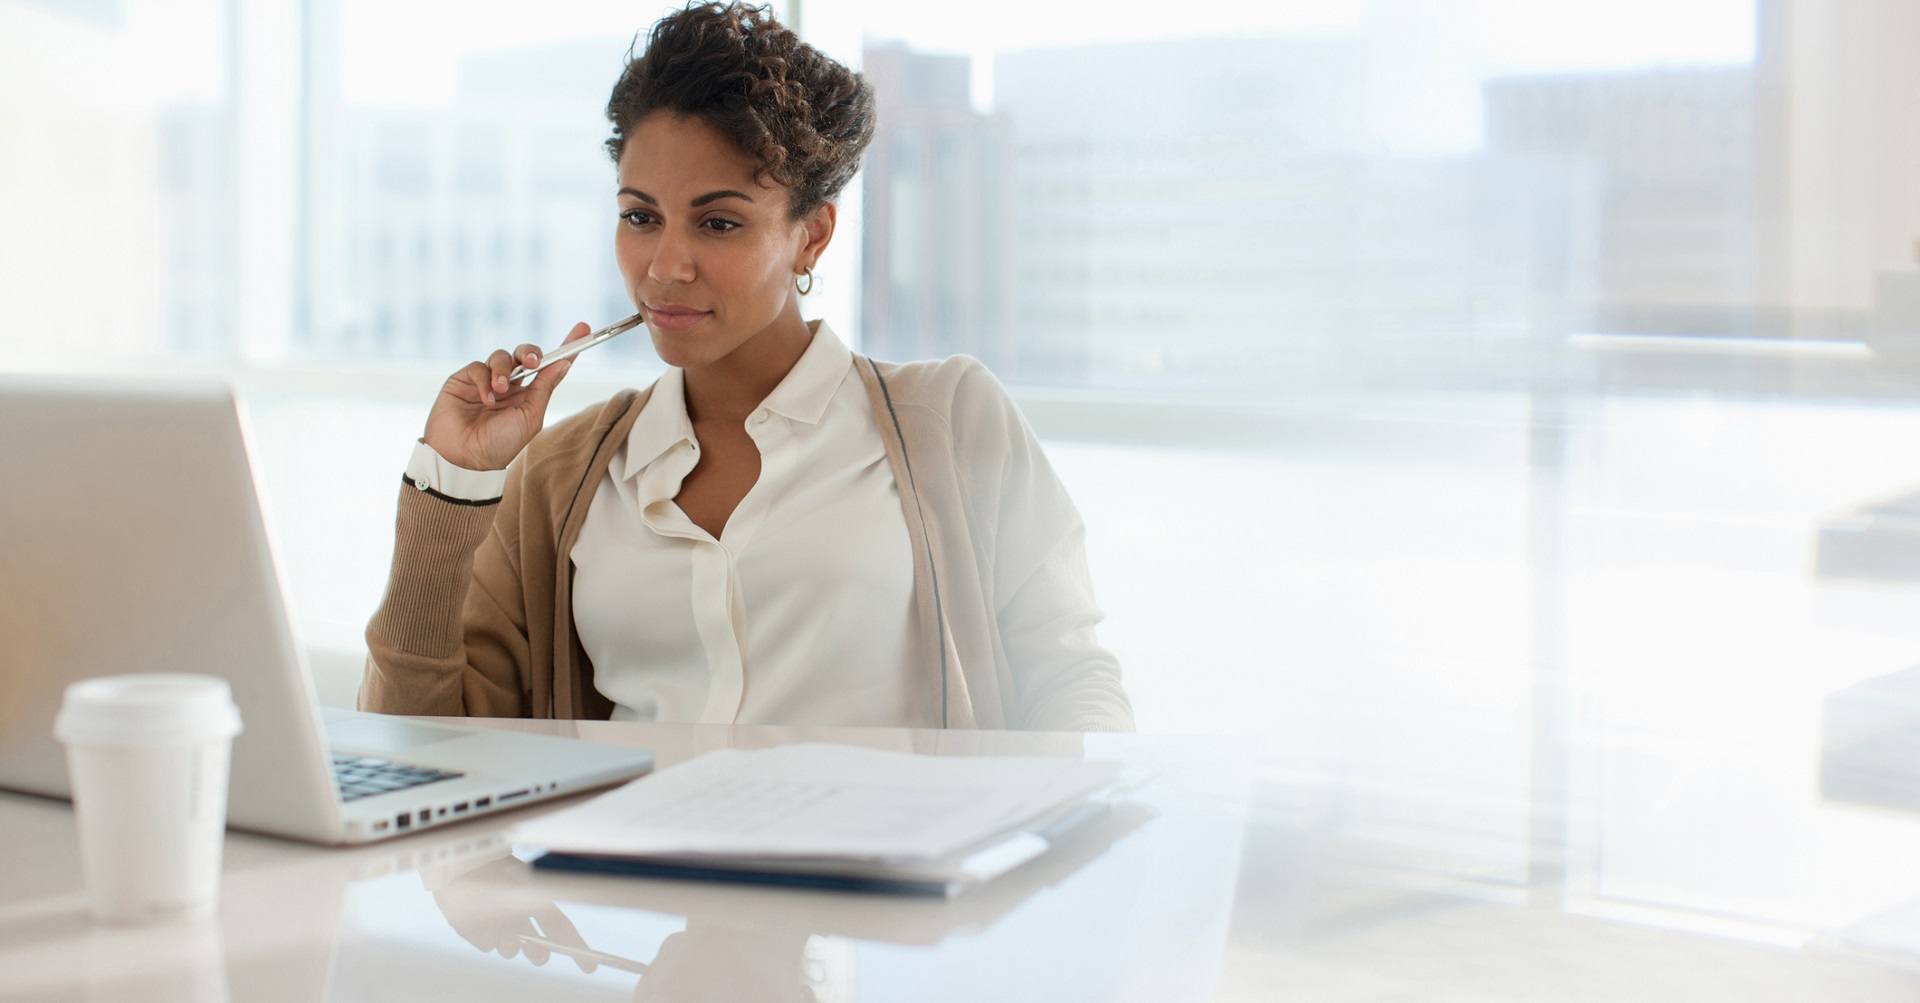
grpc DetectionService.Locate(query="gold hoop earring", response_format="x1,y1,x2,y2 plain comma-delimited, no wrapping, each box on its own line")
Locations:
795,267,814,296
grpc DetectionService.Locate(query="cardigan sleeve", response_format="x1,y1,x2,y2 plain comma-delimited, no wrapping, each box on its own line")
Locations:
949,361,1136,732
357,464,534,717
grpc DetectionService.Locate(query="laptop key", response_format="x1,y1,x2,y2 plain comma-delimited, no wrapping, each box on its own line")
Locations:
331,754,465,805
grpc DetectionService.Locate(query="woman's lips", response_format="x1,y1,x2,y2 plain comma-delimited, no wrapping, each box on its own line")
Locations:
645,304,710,334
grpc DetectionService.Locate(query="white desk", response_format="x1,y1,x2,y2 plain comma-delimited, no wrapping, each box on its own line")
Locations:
3,718,1920,1001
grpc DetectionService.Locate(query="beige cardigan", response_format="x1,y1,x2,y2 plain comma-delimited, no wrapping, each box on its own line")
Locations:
358,354,1135,731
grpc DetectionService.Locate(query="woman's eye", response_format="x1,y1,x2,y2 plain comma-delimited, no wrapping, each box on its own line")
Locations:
619,209,655,228
703,218,740,233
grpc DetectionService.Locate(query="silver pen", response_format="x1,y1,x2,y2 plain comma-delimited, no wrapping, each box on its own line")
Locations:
506,311,647,384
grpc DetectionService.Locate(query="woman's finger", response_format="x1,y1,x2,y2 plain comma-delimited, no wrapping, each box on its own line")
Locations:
531,905,595,974
484,348,517,400
459,360,497,406
518,323,593,404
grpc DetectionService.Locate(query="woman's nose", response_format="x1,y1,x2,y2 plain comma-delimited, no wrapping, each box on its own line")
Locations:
645,227,696,285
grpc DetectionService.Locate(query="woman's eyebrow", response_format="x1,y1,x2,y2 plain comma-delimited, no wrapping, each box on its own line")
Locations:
691,189,753,206
617,187,755,207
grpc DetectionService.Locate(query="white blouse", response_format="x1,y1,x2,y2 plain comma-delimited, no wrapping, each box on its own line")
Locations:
407,322,922,726
570,323,919,725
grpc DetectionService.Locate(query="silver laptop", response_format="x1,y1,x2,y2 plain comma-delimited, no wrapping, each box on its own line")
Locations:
0,379,653,844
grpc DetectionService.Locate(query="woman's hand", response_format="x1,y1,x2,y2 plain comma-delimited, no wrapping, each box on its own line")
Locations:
423,323,593,471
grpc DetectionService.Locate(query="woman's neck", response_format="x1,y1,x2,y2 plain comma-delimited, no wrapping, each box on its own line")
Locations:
680,306,813,425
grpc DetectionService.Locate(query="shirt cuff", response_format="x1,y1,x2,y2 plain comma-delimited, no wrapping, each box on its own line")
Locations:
405,439,508,502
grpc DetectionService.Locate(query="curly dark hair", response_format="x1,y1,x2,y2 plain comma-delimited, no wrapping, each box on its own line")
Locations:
604,2,877,219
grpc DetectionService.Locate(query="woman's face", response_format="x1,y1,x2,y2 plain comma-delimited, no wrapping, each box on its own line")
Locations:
614,111,823,370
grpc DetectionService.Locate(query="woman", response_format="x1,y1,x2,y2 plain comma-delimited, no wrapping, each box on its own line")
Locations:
359,2,1132,731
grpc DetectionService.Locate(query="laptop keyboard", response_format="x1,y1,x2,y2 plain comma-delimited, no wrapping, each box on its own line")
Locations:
331,753,463,803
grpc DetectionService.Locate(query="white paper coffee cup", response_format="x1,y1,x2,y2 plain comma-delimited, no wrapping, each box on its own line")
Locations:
54,674,243,925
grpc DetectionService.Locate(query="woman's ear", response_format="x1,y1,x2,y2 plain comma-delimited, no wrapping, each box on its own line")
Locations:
796,201,837,272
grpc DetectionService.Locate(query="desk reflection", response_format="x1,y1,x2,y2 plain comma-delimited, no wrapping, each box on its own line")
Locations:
430,854,839,1000
410,801,1155,1000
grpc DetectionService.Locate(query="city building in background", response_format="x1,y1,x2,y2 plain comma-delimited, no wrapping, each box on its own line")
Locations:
857,0,1920,397
2,0,224,364
857,43,1009,372
866,37,1572,395
300,33,643,364
1484,0,1920,393
158,105,235,358
1486,67,1767,338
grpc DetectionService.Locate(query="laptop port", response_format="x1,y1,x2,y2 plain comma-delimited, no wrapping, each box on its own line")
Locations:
498,789,530,803
452,802,469,813
373,819,389,832
416,809,430,825
395,814,410,830
475,796,491,808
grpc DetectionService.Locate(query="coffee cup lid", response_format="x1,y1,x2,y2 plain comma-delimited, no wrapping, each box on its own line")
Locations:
54,674,244,746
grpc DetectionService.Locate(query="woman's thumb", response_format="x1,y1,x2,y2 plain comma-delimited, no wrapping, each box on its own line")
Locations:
524,358,572,410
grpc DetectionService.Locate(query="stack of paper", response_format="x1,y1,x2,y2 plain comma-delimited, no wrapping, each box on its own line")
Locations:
513,744,1127,896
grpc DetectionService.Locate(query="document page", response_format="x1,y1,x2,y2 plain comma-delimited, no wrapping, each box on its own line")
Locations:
513,744,1123,863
